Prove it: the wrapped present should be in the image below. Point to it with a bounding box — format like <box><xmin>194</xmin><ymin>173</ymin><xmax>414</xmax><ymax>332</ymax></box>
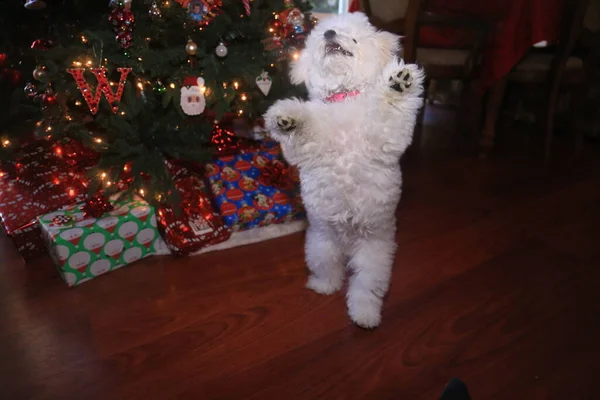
<box><xmin>0</xmin><ymin>140</ymin><xmax>95</xmax><ymax>261</ymax></box>
<box><xmin>204</xmin><ymin>149</ymin><xmax>305</xmax><ymax>231</ymax></box>
<box><xmin>37</xmin><ymin>195</ymin><xmax>163</xmax><ymax>287</ymax></box>
<box><xmin>156</xmin><ymin>175</ymin><xmax>230</xmax><ymax>256</ymax></box>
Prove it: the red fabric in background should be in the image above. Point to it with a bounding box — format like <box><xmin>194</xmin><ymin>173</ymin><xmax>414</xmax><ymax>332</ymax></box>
<box><xmin>348</xmin><ymin>0</ymin><xmax>566</xmax><ymax>90</ymax></box>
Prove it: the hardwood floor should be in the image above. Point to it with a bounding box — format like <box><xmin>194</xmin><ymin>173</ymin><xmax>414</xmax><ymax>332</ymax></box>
<box><xmin>1</xmin><ymin>109</ymin><xmax>599</xmax><ymax>400</ymax></box>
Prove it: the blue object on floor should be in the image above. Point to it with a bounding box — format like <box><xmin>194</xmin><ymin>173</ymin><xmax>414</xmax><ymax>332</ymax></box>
<box><xmin>440</xmin><ymin>378</ymin><xmax>472</xmax><ymax>400</ymax></box>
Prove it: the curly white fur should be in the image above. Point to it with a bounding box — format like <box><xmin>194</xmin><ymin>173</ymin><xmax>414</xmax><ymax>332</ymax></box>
<box><xmin>264</xmin><ymin>12</ymin><xmax>425</xmax><ymax>328</ymax></box>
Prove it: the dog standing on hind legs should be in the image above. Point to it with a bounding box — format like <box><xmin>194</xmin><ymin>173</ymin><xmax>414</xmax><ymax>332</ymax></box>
<box><xmin>264</xmin><ymin>12</ymin><xmax>425</xmax><ymax>328</ymax></box>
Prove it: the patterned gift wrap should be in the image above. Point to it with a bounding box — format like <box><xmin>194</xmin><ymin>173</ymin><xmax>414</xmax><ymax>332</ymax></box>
<box><xmin>204</xmin><ymin>148</ymin><xmax>305</xmax><ymax>232</ymax></box>
<box><xmin>38</xmin><ymin>196</ymin><xmax>165</xmax><ymax>287</ymax></box>
<box><xmin>0</xmin><ymin>140</ymin><xmax>94</xmax><ymax>262</ymax></box>
<box><xmin>156</xmin><ymin>175</ymin><xmax>230</xmax><ymax>256</ymax></box>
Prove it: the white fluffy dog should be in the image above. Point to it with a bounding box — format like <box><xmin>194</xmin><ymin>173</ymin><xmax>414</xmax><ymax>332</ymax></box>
<box><xmin>264</xmin><ymin>12</ymin><xmax>424</xmax><ymax>328</ymax></box>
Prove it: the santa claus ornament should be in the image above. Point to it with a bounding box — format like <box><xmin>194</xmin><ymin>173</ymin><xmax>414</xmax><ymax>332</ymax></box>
<box><xmin>180</xmin><ymin>76</ymin><xmax>206</xmax><ymax>116</ymax></box>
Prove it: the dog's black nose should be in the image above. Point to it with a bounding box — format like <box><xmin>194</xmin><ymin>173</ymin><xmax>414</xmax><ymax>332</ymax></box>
<box><xmin>324</xmin><ymin>30</ymin><xmax>336</xmax><ymax>40</ymax></box>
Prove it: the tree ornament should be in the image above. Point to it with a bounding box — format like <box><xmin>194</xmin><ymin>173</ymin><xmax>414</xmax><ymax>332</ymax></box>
<box><xmin>67</xmin><ymin>67</ymin><xmax>131</xmax><ymax>115</ymax></box>
<box><xmin>108</xmin><ymin>0</ymin><xmax>135</xmax><ymax>49</ymax></box>
<box><xmin>180</xmin><ymin>76</ymin><xmax>206</xmax><ymax>116</ymax></box>
<box><xmin>256</xmin><ymin>71</ymin><xmax>272</xmax><ymax>96</ymax></box>
<box><xmin>242</xmin><ymin>0</ymin><xmax>251</xmax><ymax>16</ymax></box>
<box><xmin>286</xmin><ymin>8</ymin><xmax>305</xmax><ymax>26</ymax></box>
<box><xmin>149</xmin><ymin>1</ymin><xmax>162</xmax><ymax>18</ymax></box>
<box><xmin>24</xmin><ymin>0</ymin><xmax>46</xmax><ymax>10</ymax></box>
<box><xmin>42</xmin><ymin>90</ymin><xmax>57</xmax><ymax>106</ymax></box>
<box><xmin>185</xmin><ymin>39</ymin><xmax>198</xmax><ymax>55</ymax></box>
<box><xmin>215</xmin><ymin>42</ymin><xmax>228</xmax><ymax>58</ymax></box>
<box><xmin>30</xmin><ymin>39</ymin><xmax>54</xmax><ymax>50</ymax></box>
<box><xmin>24</xmin><ymin>82</ymin><xmax>38</xmax><ymax>98</ymax></box>
<box><xmin>32</xmin><ymin>66</ymin><xmax>48</xmax><ymax>81</ymax></box>
<box><xmin>155</xmin><ymin>80</ymin><xmax>166</xmax><ymax>93</ymax></box>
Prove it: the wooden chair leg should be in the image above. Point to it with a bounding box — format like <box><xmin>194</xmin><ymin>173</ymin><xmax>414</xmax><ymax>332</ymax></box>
<box><xmin>545</xmin><ymin>84</ymin><xmax>561</xmax><ymax>161</ymax></box>
<box><xmin>479</xmin><ymin>76</ymin><xmax>508</xmax><ymax>158</ymax></box>
<box><xmin>428</xmin><ymin>79</ymin><xmax>437</xmax><ymax>105</ymax></box>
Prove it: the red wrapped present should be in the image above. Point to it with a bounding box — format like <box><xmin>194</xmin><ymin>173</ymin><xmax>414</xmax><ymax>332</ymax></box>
<box><xmin>156</xmin><ymin>174</ymin><xmax>230</xmax><ymax>256</ymax></box>
<box><xmin>0</xmin><ymin>140</ymin><xmax>97</xmax><ymax>262</ymax></box>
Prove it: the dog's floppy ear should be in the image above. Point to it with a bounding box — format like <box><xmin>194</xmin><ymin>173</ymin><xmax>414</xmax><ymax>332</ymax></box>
<box><xmin>290</xmin><ymin>49</ymin><xmax>310</xmax><ymax>85</ymax></box>
<box><xmin>376</xmin><ymin>30</ymin><xmax>401</xmax><ymax>60</ymax></box>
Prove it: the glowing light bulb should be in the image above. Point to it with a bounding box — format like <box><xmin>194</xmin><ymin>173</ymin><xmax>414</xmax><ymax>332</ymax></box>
<box><xmin>201</xmin><ymin>86</ymin><xmax>207</xmax><ymax>93</ymax></box>
<box><xmin>46</xmin><ymin>126</ymin><xmax>52</xmax><ymax>132</ymax></box>
<box><xmin>94</xmin><ymin>138</ymin><xmax>102</xmax><ymax>143</ymax></box>
<box><xmin>138</xmin><ymin>57</ymin><xmax>143</xmax><ymax>61</ymax></box>
<box><xmin>233</xmin><ymin>81</ymin><xmax>239</xmax><ymax>89</ymax></box>
<box><xmin>292</xmin><ymin>52</ymin><xmax>300</xmax><ymax>60</ymax></box>
<box><xmin>100</xmin><ymin>172</ymin><xmax>107</xmax><ymax>179</ymax></box>
<box><xmin>123</xmin><ymin>165</ymin><xmax>129</xmax><ymax>172</ymax></box>
<box><xmin>137</xmin><ymin>81</ymin><xmax>144</xmax><ymax>90</ymax></box>
<box><xmin>73</xmin><ymin>61</ymin><xmax>82</xmax><ymax>67</ymax></box>
<box><xmin>36</xmin><ymin>121</ymin><xmax>42</xmax><ymax>127</ymax></box>
<box><xmin>68</xmin><ymin>189</ymin><xmax>76</xmax><ymax>197</ymax></box>
<box><xmin>120</xmin><ymin>111</ymin><xmax>126</xmax><ymax>116</ymax></box>
<box><xmin>169</xmin><ymin>83</ymin><xmax>176</xmax><ymax>89</ymax></box>
<box><xmin>85</xmin><ymin>59</ymin><xmax>93</xmax><ymax>66</ymax></box>
<box><xmin>241</xmin><ymin>94</ymin><xmax>247</xmax><ymax>101</ymax></box>
<box><xmin>75</xmin><ymin>100</ymin><xmax>82</xmax><ymax>106</ymax></box>
<box><xmin>269</xmin><ymin>28</ymin><xmax>274</xmax><ymax>33</ymax></box>
<box><xmin>139</xmin><ymin>189</ymin><xmax>145</xmax><ymax>196</ymax></box>
<box><xmin>2</xmin><ymin>139</ymin><xmax>10</xmax><ymax>147</ymax></box>
<box><xmin>55</xmin><ymin>147</ymin><xmax>62</xmax><ymax>155</ymax></box>
<box><xmin>238</xmin><ymin>109</ymin><xmax>243</xmax><ymax>115</ymax></box>
<box><xmin>106</xmin><ymin>181</ymin><xmax>112</xmax><ymax>187</ymax></box>
<box><xmin>81</xmin><ymin>36</ymin><xmax>88</xmax><ymax>43</ymax></box>
<box><xmin>65</xmin><ymin>115</ymin><xmax>73</xmax><ymax>121</ymax></box>
<box><xmin>110</xmin><ymin>82</ymin><xmax>115</xmax><ymax>86</ymax></box>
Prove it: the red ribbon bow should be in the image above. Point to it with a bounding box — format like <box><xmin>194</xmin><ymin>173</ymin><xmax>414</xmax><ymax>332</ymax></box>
<box><xmin>260</xmin><ymin>160</ymin><xmax>296</xmax><ymax>192</ymax></box>
<box><xmin>82</xmin><ymin>194</ymin><xmax>113</xmax><ymax>218</ymax></box>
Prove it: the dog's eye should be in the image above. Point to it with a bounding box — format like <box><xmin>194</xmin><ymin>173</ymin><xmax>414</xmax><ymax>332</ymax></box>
<box><xmin>352</xmin><ymin>38</ymin><xmax>357</xmax><ymax>44</ymax></box>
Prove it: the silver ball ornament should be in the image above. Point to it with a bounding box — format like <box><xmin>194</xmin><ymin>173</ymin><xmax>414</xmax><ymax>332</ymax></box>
<box><xmin>24</xmin><ymin>0</ymin><xmax>46</xmax><ymax>10</ymax></box>
<box><xmin>24</xmin><ymin>82</ymin><xmax>38</xmax><ymax>98</ymax></box>
<box><xmin>32</xmin><ymin>66</ymin><xmax>47</xmax><ymax>81</ymax></box>
<box><xmin>215</xmin><ymin>42</ymin><xmax>228</xmax><ymax>58</ymax></box>
<box><xmin>186</xmin><ymin>39</ymin><xmax>198</xmax><ymax>55</ymax></box>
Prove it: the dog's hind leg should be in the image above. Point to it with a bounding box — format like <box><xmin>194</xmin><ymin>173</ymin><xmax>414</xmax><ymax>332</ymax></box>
<box><xmin>346</xmin><ymin>232</ymin><xmax>397</xmax><ymax>329</ymax></box>
<box><xmin>305</xmin><ymin>224</ymin><xmax>345</xmax><ymax>295</ymax></box>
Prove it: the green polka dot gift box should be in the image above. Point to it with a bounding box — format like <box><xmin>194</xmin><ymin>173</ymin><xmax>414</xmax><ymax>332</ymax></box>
<box><xmin>37</xmin><ymin>195</ymin><xmax>167</xmax><ymax>287</ymax></box>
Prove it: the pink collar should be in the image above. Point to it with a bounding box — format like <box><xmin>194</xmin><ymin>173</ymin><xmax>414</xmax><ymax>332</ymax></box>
<box><xmin>324</xmin><ymin>90</ymin><xmax>360</xmax><ymax>103</ymax></box>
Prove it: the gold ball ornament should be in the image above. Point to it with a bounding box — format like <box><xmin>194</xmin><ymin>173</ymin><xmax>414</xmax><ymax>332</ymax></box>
<box><xmin>32</xmin><ymin>66</ymin><xmax>48</xmax><ymax>81</ymax></box>
<box><xmin>185</xmin><ymin>39</ymin><xmax>198</xmax><ymax>55</ymax></box>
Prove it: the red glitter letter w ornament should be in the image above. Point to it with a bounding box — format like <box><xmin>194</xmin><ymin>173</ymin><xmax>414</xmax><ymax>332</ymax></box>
<box><xmin>67</xmin><ymin>67</ymin><xmax>131</xmax><ymax>115</ymax></box>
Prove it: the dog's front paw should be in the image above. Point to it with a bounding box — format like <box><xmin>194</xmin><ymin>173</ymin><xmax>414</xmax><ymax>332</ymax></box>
<box><xmin>383</xmin><ymin>60</ymin><xmax>425</xmax><ymax>99</ymax></box>
<box><xmin>389</xmin><ymin>68</ymin><xmax>413</xmax><ymax>93</ymax></box>
<box><xmin>276</xmin><ymin>115</ymin><xmax>297</xmax><ymax>132</ymax></box>
<box><xmin>264</xmin><ymin>99</ymin><xmax>305</xmax><ymax>140</ymax></box>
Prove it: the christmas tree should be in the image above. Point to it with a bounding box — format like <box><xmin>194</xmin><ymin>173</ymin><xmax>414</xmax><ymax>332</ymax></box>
<box><xmin>1</xmin><ymin>0</ymin><xmax>313</xmax><ymax>206</ymax></box>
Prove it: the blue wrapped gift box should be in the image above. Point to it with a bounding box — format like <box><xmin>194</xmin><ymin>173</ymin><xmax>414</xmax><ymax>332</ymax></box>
<box><xmin>204</xmin><ymin>148</ymin><xmax>305</xmax><ymax>231</ymax></box>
